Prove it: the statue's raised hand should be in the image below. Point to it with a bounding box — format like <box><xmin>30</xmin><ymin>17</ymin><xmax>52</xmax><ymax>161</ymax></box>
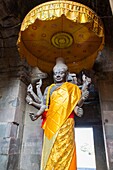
<box><xmin>82</xmin><ymin>89</ymin><xmax>89</xmax><ymax>100</ymax></box>
<box><xmin>36</xmin><ymin>79</ymin><xmax>42</xmax><ymax>89</ymax></box>
<box><xmin>36</xmin><ymin>79</ymin><xmax>43</xmax><ymax>100</ymax></box>
<box><xmin>82</xmin><ymin>74</ymin><xmax>91</xmax><ymax>91</ymax></box>
<box><xmin>27</xmin><ymin>84</ymin><xmax>33</xmax><ymax>93</ymax></box>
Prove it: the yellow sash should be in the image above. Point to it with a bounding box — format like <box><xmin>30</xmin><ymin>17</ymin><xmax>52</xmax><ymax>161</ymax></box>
<box><xmin>42</xmin><ymin>82</ymin><xmax>81</xmax><ymax>140</ymax></box>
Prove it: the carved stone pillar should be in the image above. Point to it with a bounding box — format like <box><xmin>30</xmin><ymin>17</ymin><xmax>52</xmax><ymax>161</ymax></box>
<box><xmin>0</xmin><ymin>60</ymin><xmax>28</xmax><ymax>170</ymax></box>
<box><xmin>98</xmin><ymin>72</ymin><xmax>113</xmax><ymax>170</ymax></box>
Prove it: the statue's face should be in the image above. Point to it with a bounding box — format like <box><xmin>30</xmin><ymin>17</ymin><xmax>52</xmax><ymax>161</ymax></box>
<box><xmin>53</xmin><ymin>68</ymin><xmax>67</xmax><ymax>83</ymax></box>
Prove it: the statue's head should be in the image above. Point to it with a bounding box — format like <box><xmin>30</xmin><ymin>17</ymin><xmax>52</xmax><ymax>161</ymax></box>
<box><xmin>53</xmin><ymin>58</ymin><xmax>68</xmax><ymax>83</ymax></box>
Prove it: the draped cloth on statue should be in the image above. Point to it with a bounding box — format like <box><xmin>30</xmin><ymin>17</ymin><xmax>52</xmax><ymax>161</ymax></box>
<box><xmin>41</xmin><ymin>118</ymin><xmax>76</xmax><ymax>170</ymax></box>
<box><xmin>42</xmin><ymin>82</ymin><xmax>81</xmax><ymax>140</ymax></box>
<box><xmin>41</xmin><ymin>82</ymin><xmax>81</xmax><ymax>170</ymax></box>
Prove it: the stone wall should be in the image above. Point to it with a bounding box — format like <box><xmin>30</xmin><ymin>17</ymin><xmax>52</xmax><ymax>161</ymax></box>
<box><xmin>0</xmin><ymin>0</ymin><xmax>113</xmax><ymax>170</ymax></box>
<box><xmin>98</xmin><ymin>73</ymin><xmax>113</xmax><ymax>170</ymax></box>
<box><xmin>20</xmin><ymin>104</ymin><xmax>43</xmax><ymax>170</ymax></box>
<box><xmin>0</xmin><ymin>45</ymin><xmax>45</xmax><ymax>170</ymax></box>
<box><xmin>0</xmin><ymin>76</ymin><xmax>26</xmax><ymax>170</ymax></box>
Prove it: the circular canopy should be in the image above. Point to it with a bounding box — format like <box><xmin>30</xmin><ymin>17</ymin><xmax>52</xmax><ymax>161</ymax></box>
<box><xmin>17</xmin><ymin>0</ymin><xmax>104</xmax><ymax>73</ymax></box>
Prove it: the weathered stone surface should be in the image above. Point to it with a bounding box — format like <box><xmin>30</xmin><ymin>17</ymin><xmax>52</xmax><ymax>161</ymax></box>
<box><xmin>104</xmin><ymin>111</ymin><xmax>113</xmax><ymax>125</ymax></box>
<box><xmin>0</xmin><ymin>136</ymin><xmax>21</xmax><ymax>170</ymax></box>
<box><xmin>21</xmin><ymin>124</ymin><xmax>43</xmax><ymax>154</ymax></box>
<box><xmin>0</xmin><ymin>138</ymin><xmax>10</xmax><ymax>155</ymax></box>
<box><xmin>0</xmin><ymin>71</ymin><xmax>27</xmax><ymax>170</ymax></box>
<box><xmin>1</xmin><ymin>16</ymin><xmax>20</xmax><ymax>28</ymax></box>
<box><xmin>94</xmin><ymin>48</ymin><xmax>113</xmax><ymax>73</ymax></box>
<box><xmin>14</xmin><ymin>81</ymin><xmax>27</xmax><ymax>123</ymax></box>
<box><xmin>1</xmin><ymin>47</ymin><xmax>19</xmax><ymax>58</ymax></box>
<box><xmin>98</xmin><ymin>80</ymin><xmax>113</xmax><ymax>102</ymax></box>
<box><xmin>22</xmin><ymin>109</ymin><xmax>43</xmax><ymax>154</ymax></box>
<box><xmin>93</xmin><ymin>125</ymin><xmax>108</xmax><ymax>170</ymax></box>
<box><xmin>0</xmin><ymin>155</ymin><xmax>9</xmax><ymax>170</ymax></box>
<box><xmin>101</xmin><ymin>101</ymin><xmax>113</xmax><ymax>111</ymax></box>
<box><xmin>20</xmin><ymin>154</ymin><xmax>41</xmax><ymax>170</ymax></box>
<box><xmin>0</xmin><ymin>79</ymin><xmax>20</xmax><ymax>122</ymax></box>
<box><xmin>0</xmin><ymin>38</ymin><xmax>3</xmax><ymax>47</ymax></box>
<box><xmin>0</xmin><ymin>1</ymin><xmax>9</xmax><ymax>19</ymax></box>
<box><xmin>0</xmin><ymin>0</ymin><xmax>19</xmax><ymax>18</ymax></box>
<box><xmin>106</xmin><ymin>138</ymin><xmax>113</xmax><ymax>170</ymax></box>
<box><xmin>3</xmin><ymin>36</ymin><xmax>18</xmax><ymax>48</ymax></box>
<box><xmin>7</xmin><ymin>154</ymin><xmax>20</xmax><ymax>170</ymax></box>
<box><xmin>10</xmin><ymin>123</ymin><xmax>19</xmax><ymax>138</ymax></box>
<box><xmin>98</xmin><ymin>79</ymin><xmax>113</xmax><ymax>170</ymax></box>
<box><xmin>20</xmin><ymin>102</ymin><xmax>43</xmax><ymax>169</ymax></box>
<box><xmin>105</xmin><ymin>124</ymin><xmax>113</xmax><ymax>139</ymax></box>
<box><xmin>9</xmin><ymin>138</ymin><xmax>20</xmax><ymax>155</ymax></box>
<box><xmin>0</xmin><ymin>137</ymin><xmax>20</xmax><ymax>154</ymax></box>
<box><xmin>0</xmin><ymin>122</ymin><xmax>12</xmax><ymax>138</ymax></box>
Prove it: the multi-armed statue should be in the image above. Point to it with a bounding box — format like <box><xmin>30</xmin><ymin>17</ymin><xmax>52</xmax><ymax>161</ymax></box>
<box><xmin>26</xmin><ymin>57</ymin><xmax>91</xmax><ymax>170</ymax></box>
<box><xmin>26</xmin><ymin>58</ymin><xmax>91</xmax><ymax>121</ymax></box>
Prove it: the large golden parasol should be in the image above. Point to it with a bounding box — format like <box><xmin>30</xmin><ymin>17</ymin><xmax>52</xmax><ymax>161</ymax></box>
<box><xmin>17</xmin><ymin>0</ymin><xmax>104</xmax><ymax>73</ymax></box>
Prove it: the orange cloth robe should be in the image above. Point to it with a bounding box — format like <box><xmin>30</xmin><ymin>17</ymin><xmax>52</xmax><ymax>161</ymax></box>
<box><xmin>41</xmin><ymin>82</ymin><xmax>81</xmax><ymax>170</ymax></box>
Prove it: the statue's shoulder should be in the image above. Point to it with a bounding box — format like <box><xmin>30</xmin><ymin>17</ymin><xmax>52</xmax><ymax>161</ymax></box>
<box><xmin>44</xmin><ymin>83</ymin><xmax>56</xmax><ymax>95</ymax></box>
<box><xmin>65</xmin><ymin>81</ymin><xmax>78</xmax><ymax>87</ymax></box>
<box><xmin>64</xmin><ymin>82</ymin><xmax>81</xmax><ymax>91</ymax></box>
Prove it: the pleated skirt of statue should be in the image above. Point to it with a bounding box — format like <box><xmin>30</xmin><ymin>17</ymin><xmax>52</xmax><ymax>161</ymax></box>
<box><xmin>41</xmin><ymin>118</ymin><xmax>77</xmax><ymax>170</ymax></box>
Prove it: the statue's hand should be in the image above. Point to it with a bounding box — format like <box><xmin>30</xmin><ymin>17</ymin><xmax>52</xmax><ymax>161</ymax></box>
<box><xmin>29</xmin><ymin>113</ymin><xmax>40</xmax><ymax>121</ymax></box>
<box><xmin>82</xmin><ymin>89</ymin><xmax>89</xmax><ymax>100</ymax></box>
<box><xmin>76</xmin><ymin>107</ymin><xmax>83</xmax><ymax>117</ymax></box>
<box><xmin>82</xmin><ymin>74</ymin><xmax>91</xmax><ymax>92</ymax></box>
<box><xmin>82</xmin><ymin>74</ymin><xmax>91</xmax><ymax>84</ymax></box>
<box><xmin>86</xmin><ymin>77</ymin><xmax>91</xmax><ymax>84</ymax></box>
<box><xmin>27</xmin><ymin>84</ymin><xmax>33</xmax><ymax>93</ymax></box>
<box><xmin>36</xmin><ymin>79</ymin><xmax>42</xmax><ymax>89</ymax></box>
<box><xmin>26</xmin><ymin>95</ymin><xmax>33</xmax><ymax>104</ymax></box>
<box><xmin>74</xmin><ymin>106</ymin><xmax>83</xmax><ymax>117</ymax></box>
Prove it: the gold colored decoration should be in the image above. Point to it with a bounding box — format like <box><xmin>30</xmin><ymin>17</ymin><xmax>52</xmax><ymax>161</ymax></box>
<box><xmin>44</xmin><ymin>119</ymin><xmax>75</xmax><ymax>170</ymax></box>
<box><xmin>17</xmin><ymin>0</ymin><xmax>105</xmax><ymax>73</ymax></box>
<box><xmin>51</xmin><ymin>32</ymin><xmax>73</xmax><ymax>48</ymax></box>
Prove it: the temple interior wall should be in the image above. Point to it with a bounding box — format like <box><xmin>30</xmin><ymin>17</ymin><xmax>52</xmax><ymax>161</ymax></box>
<box><xmin>0</xmin><ymin>0</ymin><xmax>113</xmax><ymax>169</ymax></box>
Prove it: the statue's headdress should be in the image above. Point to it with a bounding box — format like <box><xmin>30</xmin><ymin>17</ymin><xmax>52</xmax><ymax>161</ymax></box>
<box><xmin>53</xmin><ymin>57</ymin><xmax>68</xmax><ymax>72</ymax></box>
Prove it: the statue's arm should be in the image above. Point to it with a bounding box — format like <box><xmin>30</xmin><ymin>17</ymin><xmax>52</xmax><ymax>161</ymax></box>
<box><xmin>26</xmin><ymin>94</ymin><xmax>42</xmax><ymax>108</ymax></box>
<box><xmin>29</xmin><ymin>104</ymin><xmax>46</xmax><ymax>121</ymax></box>
<box><xmin>27</xmin><ymin>84</ymin><xmax>41</xmax><ymax>103</ymax></box>
<box><xmin>36</xmin><ymin>79</ymin><xmax>43</xmax><ymax>102</ymax></box>
<box><xmin>77</xmin><ymin>75</ymin><xmax>91</xmax><ymax>107</ymax></box>
<box><xmin>73</xmin><ymin>81</ymin><xmax>89</xmax><ymax>117</ymax></box>
<box><xmin>77</xmin><ymin>89</ymin><xmax>89</xmax><ymax>107</ymax></box>
<box><xmin>43</xmin><ymin>86</ymin><xmax>49</xmax><ymax>106</ymax></box>
<box><xmin>29</xmin><ymin>87</ymin><xmax>48</xmax><ymax>121</ymax></box>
